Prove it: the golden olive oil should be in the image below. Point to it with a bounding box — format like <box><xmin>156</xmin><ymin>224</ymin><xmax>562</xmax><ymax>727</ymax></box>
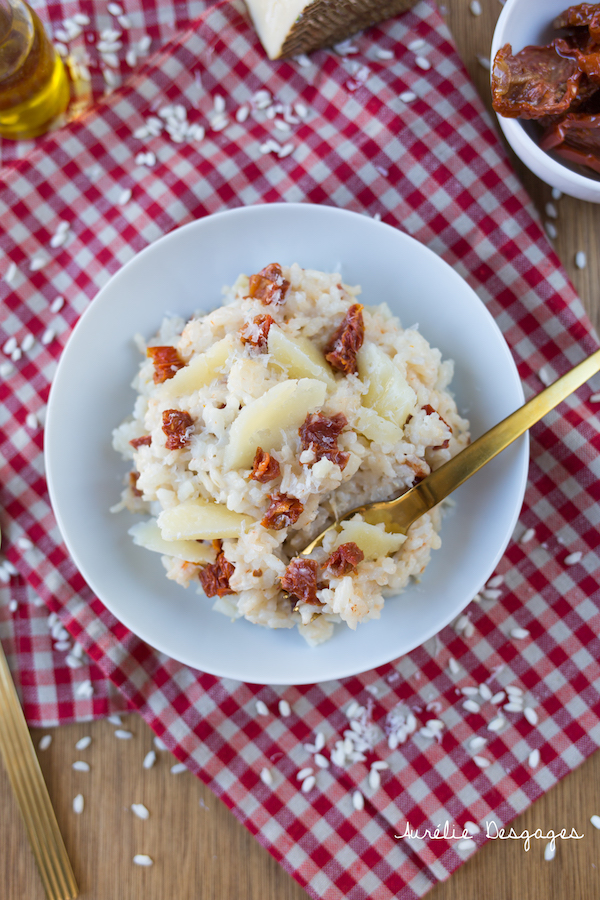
<box><xmin>0</xmin><ymin>0</ymin><xmax>70</xmax><ymax>139</ymax></box>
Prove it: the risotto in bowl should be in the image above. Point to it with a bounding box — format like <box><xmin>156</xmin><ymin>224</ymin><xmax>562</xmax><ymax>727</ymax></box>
<box><xmin>112</xmin><ymin>263</ymin><xmax>470</xmax><ymax>646</ymax></box>
<box><xmin>45</xmin><ymin>204</ymin><xmax>527</xmax><ymax>683</ymax></box>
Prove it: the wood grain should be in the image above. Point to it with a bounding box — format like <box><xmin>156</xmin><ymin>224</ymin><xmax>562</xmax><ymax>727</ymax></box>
<box><xmin>3</xmin><ymin>2</ymin><xmax>600</xmax><ymax>898</ymax></box>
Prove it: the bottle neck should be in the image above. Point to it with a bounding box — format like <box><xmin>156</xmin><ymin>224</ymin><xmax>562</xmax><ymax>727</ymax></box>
<box><xmin>0</xmin><ymin>0</ymin><xmax>35</xmax><ymax>81</ymax></box>
<box><xmin>0</xmin><ymin>0</ymin><xmax>14</xmax><ymax>44</ymax></box>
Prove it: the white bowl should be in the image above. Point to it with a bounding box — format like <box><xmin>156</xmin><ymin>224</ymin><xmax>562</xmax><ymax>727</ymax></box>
<box><xmin>491</xmin><ymin>0</ymin><xmax>600</xmax><ymax>202</ymax></box>
<box><xmin>45</xmin><ymin>203</ymin><xmax>528</xmax><ymax>685</ymax></box>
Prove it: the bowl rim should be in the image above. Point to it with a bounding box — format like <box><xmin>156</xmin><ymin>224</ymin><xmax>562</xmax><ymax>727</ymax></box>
<box><xmin>45</xmin><ymin>203</ymin><xmax>529</xmax><ymax>684</ymax></box>
<box><xmin>490</xmin><ymin>0</ymin><xmax>600</xmax><ymax>197</ymax></box>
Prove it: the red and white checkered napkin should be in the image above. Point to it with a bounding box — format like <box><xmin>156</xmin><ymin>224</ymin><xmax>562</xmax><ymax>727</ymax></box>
<box><xmin>2</xmin><ymin>1</ymin><xmax>600</xmax><ymax>897</ymax></box>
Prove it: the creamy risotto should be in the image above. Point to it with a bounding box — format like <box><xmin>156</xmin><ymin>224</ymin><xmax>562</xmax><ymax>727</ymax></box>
<box><xmin>112</xmin><ymin>263</ymin><xmax>470</xmax><ymax>645</ymax></box>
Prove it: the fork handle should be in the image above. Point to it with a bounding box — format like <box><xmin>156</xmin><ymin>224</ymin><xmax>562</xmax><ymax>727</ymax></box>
<box><xmin>0</xmin><ymin>640</ymin><xmax>78</xmax><ymax>900</ymax></box>
<box><xmin>368</xmin><ymin>347</ymin><xmax>600</xmax><ymax>531</ymax></box>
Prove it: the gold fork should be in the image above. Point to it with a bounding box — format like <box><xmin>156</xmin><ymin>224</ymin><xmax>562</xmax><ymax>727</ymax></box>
<box><xmin>0</xmin><ymin>530</ymin><xmax>78</xmax><ymax>899</ymax></box>
<box><xmin>300</xmin><ymin>348</ymin><xmax>600</xmax><ymax>556</ymax></box>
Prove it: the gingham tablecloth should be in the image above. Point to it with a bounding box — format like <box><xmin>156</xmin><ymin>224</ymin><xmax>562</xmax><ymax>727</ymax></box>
<box><xmin>2</xmin><ymin>1</ymin><xmax>600</xmax><ymax>898</ymax></box>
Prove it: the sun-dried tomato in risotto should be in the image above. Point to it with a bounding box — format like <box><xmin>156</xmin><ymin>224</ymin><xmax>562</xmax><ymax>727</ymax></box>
<box><xmin>112</xmin><ymin>263</ymin><xmax>470</xmax><ymax>646</ymax></box>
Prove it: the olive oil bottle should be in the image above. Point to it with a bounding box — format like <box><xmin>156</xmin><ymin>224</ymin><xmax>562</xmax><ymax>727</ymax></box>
<box><xmin>0</xmin><ymin>0</ymin><xmax>69</xmax><ymax>139</ymax></box>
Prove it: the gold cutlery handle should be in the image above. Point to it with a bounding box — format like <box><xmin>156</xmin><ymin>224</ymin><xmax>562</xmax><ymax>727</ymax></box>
<box><xmin>380</xmin><ymin>347</ymin><xmax>600</xmax><ymax>530</ymax></box>
<box><xmin>0</xmin><ymin>641</ymin><xmax>78</xmax><ymax>900</ymax></box>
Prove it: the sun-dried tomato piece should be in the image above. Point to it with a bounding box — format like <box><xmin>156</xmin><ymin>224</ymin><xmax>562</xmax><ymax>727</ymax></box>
<box><xmin>422</xmin><ymin>404</ymin><xmax>452</xmax><ymax>450</ymax></box>
<box><xmin>553</xmin><ymin>34</ymin><xmax>600</xmax><ymax>84</ymax></box>
<box><xmin>199</xmin><ymin>544</ymin><xmax>236</xmax><ymax>597</ymax></box>
<box><xmin>491</xmin><ymin>43</ymin><xmax>582</xmax><ymax>118</ymax></box>
<box><xmin>281</xmin><ymin>558</ymin><xmax>320</xmax><ymax>604</ymax></box>
<box><xmin>129</xmin><ymin>434</ymin><xmax>152</xmax><ymax>449</ymax></box>
<box><xmin>240</xmin><ymin>314</ymin><xmax>275</xmax><ymax>350</ymax></box>
<box><xmin>540</xmin><ymin>109</ymin><xmax>600</xmax><ymax>172</ymax></box>
<box><xmin>249</xmin><ymin>447</ymin><xmax>281</xmax><ymax>483</ymax></box>
<box><xmin>406</xmin><ymin>456</ymin><xmax>430</xmax><ymax>485</ymax></box>
<box><xmin>324</xmin><ymin>303</ymin><xmax>364</xmax><ymax>375</ymax></box>
<box><xmin>162</xmin><ymin>409</ymin><xmax>194</xmax><ymax>450</ymax></box>
<box><xmin>261</xmin><ymin>493</ymin><xmax>304</xmax><ymax>530</ymax></box>
<box><xmin>128</xmin><ymin>471</ymin><xmax>143</xmax><ymax>496</ymax></box>
<box><xmin>247</xmin><ymin>263</ymin><xmax>290</xmax><ymax>305</ymax></box>
<box><xmin>299</xmin><ymin>411</ymin><xmax>350</xmax><ymax>469</ymax></box>
<box><xmin>147</xmin><ymin>345</ymin><xmax>185</xmax><ymax>383</ymax></box>
<box><xmin>324</xmin><ymin>542</ymin><xmax>365</xmax><ymax>577</ymax></box>
<box><xmin>555</xmin><ymin>3</ymin><xmax>600</xmax><ymax>41</ymax></box>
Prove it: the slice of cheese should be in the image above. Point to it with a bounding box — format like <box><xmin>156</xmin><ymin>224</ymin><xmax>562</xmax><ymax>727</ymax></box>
<box><xmin>244</xmin><ymin>0</ymin><xmax>418</xmax><ymax>60</ymax></box>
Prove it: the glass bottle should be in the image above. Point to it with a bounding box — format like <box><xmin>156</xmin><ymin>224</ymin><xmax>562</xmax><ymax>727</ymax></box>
<box><xmin>0</xmin><ymin>0</ymin><xmax>70</xmax><ymax>139</ymax></box>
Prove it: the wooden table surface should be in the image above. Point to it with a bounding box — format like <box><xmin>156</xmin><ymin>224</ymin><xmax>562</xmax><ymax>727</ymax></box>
<box><xmin>2</xmin><ymin>2</ymin><xmax>600</xmax><ymax>899</ymax></box>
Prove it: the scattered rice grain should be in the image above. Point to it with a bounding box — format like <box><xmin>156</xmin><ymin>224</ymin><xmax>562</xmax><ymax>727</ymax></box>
<box><xmin>72</xmin><ymin>760</ymin><xmax>90</xmax><ymax>772</ymax></box>
<box><xmin>528</xmin><ymin>748</ymin><xmax>540</xmax><ymax>768</ymax></box>
<box><xmin>544</xmin><ymin>841</ymin><xmax>555</xmax><ymax>861</ymax></box>
<box><xmin>3</xmin><ymin>336</ymin><xmax>17</xmax><ymax>355</ymax></box>
<box><xmin>107</xmin><ymin>714</ymin><xmax>122</xmax><ymax>726</ymax></box>
<box><xmin>491</xmin><ymin>691</ymin><xmax>506</xmax><ymax>705</ymax></box>
<box><xmin>368</xmin><ymin>768</ymin><xmax>381</xmax><ymax>790</ymax></box>
<box><xmin>5</xmin><ymin>261</ymin><xmax>17</xmax><ymax>284</ymax></box>
<box><xmin>470</xmin><ymin>0</ymin><xmax>482</xmax><ymax>14</ymax></box>
<box><xmin>171</xmin><ymin>762</ymin><xmax>187</xmax><ymax>774</ymax></box>
<box><xmin>399</xmin><ymin>91</ymin><xmax>417</xmax><ymax>103</ymax></box>
<box><xmin>115</xmin><ymin>729</ymin><xmax>133</xmax><ymax>740</ymax></box>
<box><xmin>117</xmin><ymin>187</ymin><xmax>132</xmax><ymax>206</ymax></box>
<box><xmin>510</xmin><ymin>627</ymin><xmax>530</xmax><ymax>640</ymax></box>
<box><xmin>564</xmin><ymin>551</ymin><xmax>582</xmax><ymax>566</ymax></box>
<box><xmin>278</xmin><ymin>699</ymin><xmax>291</xmax><ymax>717</ymax></box>
<box><xmin>314</xmin><ymin>753</ymin><xmax>329</xmax><ymax>769</ymax></box>
<box><xmin>520</xmin><ymin>527</ymin><xmax>535</xmax><ymax>544</ymax></box>
<box><xmin>296</xmin><ymin>767</ymin><xmax>313</xmax><ymax>781</ymax></box>
<box><xmin>473</xmin><ymin>755</ymin><xmax>490</xmax><ymax>768</ymax></box>
<box><xmin>575</xmin><ymin>251</ymin><xmax>587</xmax><ymax>269</ymax></box>
<box><xmin>352</xmin><ymin>790</ymin><xmax>364</xmax><ymax>810</ymax></box>
<box><xmin>371</xmin><ymin>761</ymin><xmax>389</xmax><ymax>771</ymax></box>
<box><xmin>41</xmin><ymin>327</ymin><xmax>55</xmax><ymax>345</ymax></box>
<box><xmin>408</xmin><ymin>39</ymin><xmax>425</xmax><ymax>51</ymax></box>
<box><xmin>487</xmin><ymin>716</ymin><xmax>506</xmax><ymax>733</ymax></box>
<box><xmin>255</xmin><ymin>700</ymin><xmax>269</xmax><ymax>716</ymax></box>
<box><xmin>376</xmin><ymin>48</ymin><xmax>394</xmax><ymax>60</ymax></box>
<box><xmin>50</xmin><ymin>295</ymin><xmax>65</xmax><ymax>313</ymax></box>
<box><xmin>448</xmin><ymin>657</ymin><xmax>460</xmax><ymax>675</ymax></box>
<box><xmin>524</xmin><ymin>707</ymin><xmax>538</xmax><ymax>726</ymax></box>
<box><xmin>73</xmin><ymin>794</ymin><xmax>84</xmax><ymax>814</ymax></box>
<box><xmin>470</xmin><ymin>736</ymin><xmax>486</xmax><ymax>751</ymax></box>
<box><xmin>132</xmin><ymin>803</ymin><xmax>149</xmax><ymax>819</ymax></box>
<box><xmin>487</xmin><ymin>575</ymin><xmax>504</xmax><ymax>589</ymax></box>
<box><xmin>75</xmin><ymin>736</ymin><xmax>92</xmax><ymax>750</ymax></box>
<box><xmin>464</xmin><ymin>821</ymin><xmax>480</xmax><ymax>835</ymax></box>
<box><xmin>504</xmin><ymin>701</ymin><xmax>524</xmax><ymax>713</ymax></box>
<box><xmin>545</xmin><ymin>221</ymin><xmax>557</xmax><ymax>240</ymax></box>
<box><xmin>133</xmin><ymin>854</ymin><xmax>153</xmax><ymax>866</ymax></box>
<box><xmin>462</xmin><ymin>699</ymin><xmax>480</xmax><ymax>713</ymax></box>
<box><xmin>545</xmin><ymin>202</ymin><xmax>558</xmax><ymax>219</ymax></box>
<box><xmin>39</xmin><ymin>735</ymin><xmax>52</xmax><ymax>750</ymax></box>
<box><xmin>458</xmin><ymin>838</ymin><xmax>477</xmax><ymax>851</ymax></box>
<box><xmin>415</xmin><ymin>56</ymin><xmax>431</xmax><ymax>70</ymax></box>
<box><xmin>17</xmin><ymin>537</ymin><xmax>33</xmax><ymax>550</ymax></box>
<box><xmin>301</xmin><ymin>775</ymin><xmax>316</xmax><ymax>793</ymax></box>
<box><xmin>552</xmin><ymin>187</ymin><xmax>562</xmax><ymax>200</ymax></box>
<box><xmin>143</xmin><ymin>750</ymin><xmax>156</xmax><ymax>769</ymax></box>
<box><xmin>590</xmin><ymin>815</ymin><xmax>600</xmax><ymax>830</ymax></box>
<box><xmin>25</xmin><ymin>413</ymin><xmax>38</xmax><ymax>429</ymax></box>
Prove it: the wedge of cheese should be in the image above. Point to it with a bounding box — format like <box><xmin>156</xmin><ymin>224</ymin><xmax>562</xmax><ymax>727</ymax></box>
<box><xmin>244</xmin><ymin>0</ymin><xmax>418</xmax><ymax>60</ymax></box>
